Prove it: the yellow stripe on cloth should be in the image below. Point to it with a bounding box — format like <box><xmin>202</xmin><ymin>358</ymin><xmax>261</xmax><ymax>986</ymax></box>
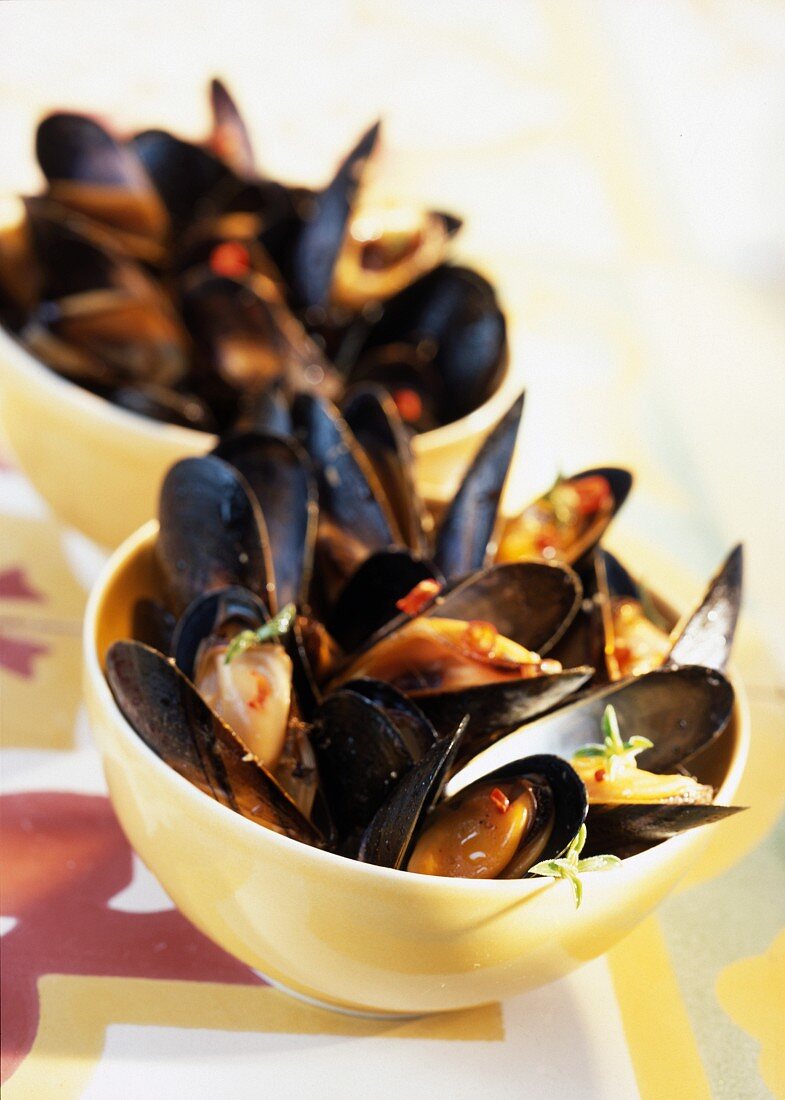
<box><xmin>4</xmin><ymin>975</ymin><xmax>504</xmax><ymax>1100</ymax></box>
<box><xmin>608</xmin><ymin>915</ymin><xmax>711</xmax><ymax>1100</ymax></box>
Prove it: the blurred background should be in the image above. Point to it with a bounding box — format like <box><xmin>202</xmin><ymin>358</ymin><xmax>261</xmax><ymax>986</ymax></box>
<box><xmin>1</xmin><ymin>0</ymin><xmax>782</xmax><ymax>675</ymax></box>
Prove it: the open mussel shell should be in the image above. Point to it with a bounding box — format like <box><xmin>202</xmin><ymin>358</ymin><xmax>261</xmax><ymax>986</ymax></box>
<box><xmin>458</xmin><ymin>666</ymin><xmax>735</xmax><ymax>788</ymax></box>
<box><xmin>157</xmin><ymin>455</ymin><xmax>274</xmax><ymax>616</ymax></box>
<box><xmin>171</xmin><ymin>584</ymin><xmax>269</xmax><ymax>680</ymax></box>
<box><xmin>292</xmin><ymin>392</ymin><xmax>401</xmax><ymax>603</ymax></box>
<box><xmin>311</xmin><ymin>686</ymin><xmax>435</xmax><ymax>838</ymax></box>
<box><xmin>325</xmin><ymin>549</ymin><xmax>442</xmax><ymax>651</ymax></box>
<box><xmin>565</xmin><ymin>467</ymin><xmax>633</xmax><ymax>577</ymax></box>
<box><xmin>352</xmin><ymin>263</ymin><xmax>507</xmax><ymax>425</ymax></box>
<box><xmin>439</xmin><ymin>754</ymin><xmax>588</xmax><ymax>877</ymax></box>
<box><xmin>213</xmin><ymin>432</ymin><xmax>317</xmax><ymax>608</ymax></box>
<box><xmin>434</xmin><ymin>391</ymin><xmax>524</xmax><ymax>581</ymax></box>
<box><xmin>288</xmin><ymin>120</ymin><xmax>380</xmax><ymax>309</ymax></box>
<box><xmin>105</xmin><ymin>640</ymin><xmax>321</xmax><ymax>845</ymax></box>
<box><xmin>357</xmin><ymin>719</ymin><xmax>467</xmax><ymax>870</ymax></box>
<box><xmin>417</xmin><ymin>667</ymin><xmax>594</xmax><ymax>763</ymax></box>
<box><xmin>583</xmin><ymin>803</ymin><xmax>744</xmax><ymax>860</ymax></box>
<box><xmin>342</xmin><ymin>385</ymin><xmax>430</xmax><ymax>555</ymax></box>
<box><xmin>425</xmin><ymin>560</ymin><xmax>582</xmax><ymax>654</ymax></box>
<box><xmin>36</xmin><ymin>112</ymin><xmax>168</xmax><ymax>244</ymax></box>
<box><xmin>335</xmin><ymin>559</ymin><xmax>584</xmax><ymax>680</ymax></box>
<box><xmin>667</xmin><ymin>544</ymin><xmax>743</xmax><ymax>673</ymax></box>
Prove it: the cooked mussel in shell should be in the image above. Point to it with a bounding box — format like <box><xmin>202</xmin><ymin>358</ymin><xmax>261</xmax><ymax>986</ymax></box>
<box><xmin>2</xmin><ymin>82</ymin><xmax>506</xmax><ymax>434</ymax></box>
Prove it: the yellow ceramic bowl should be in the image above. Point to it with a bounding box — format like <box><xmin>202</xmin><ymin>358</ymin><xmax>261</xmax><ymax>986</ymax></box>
<box><xmin>83</xmin><ymin>522</ymin><xmax>749</xmax><ymax>1016</ymax></box>
<box><xmin>0</xmin><ymin>324</ymin><xmax>519</xmax><ymax>547</ymax></box>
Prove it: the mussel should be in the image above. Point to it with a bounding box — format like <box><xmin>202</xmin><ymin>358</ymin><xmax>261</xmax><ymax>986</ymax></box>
<box><xmin>360</xmin><ymin>746</ymin><xmax>587</xmax><ymax>878</ymax></box>
<box><xmin>106</xmin><ymin>639</ymin><xmax>321</xmax><ymax>845</ymax></box>
<box><xmin>3</xmin><ymin>83</ymin><xmax>507</xmax><ymax>435</ymax></box>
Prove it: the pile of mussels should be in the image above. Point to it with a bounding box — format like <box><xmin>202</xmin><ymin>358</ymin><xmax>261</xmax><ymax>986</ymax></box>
<box><xmin>0</xmin><ymin>79</ymin><xmax>505</xmax><ymax>435</ymax></box>
<box><xmin>105</xmin><ymin>388</ymin><xmax>744</xmax><ymax>883</ymax></box>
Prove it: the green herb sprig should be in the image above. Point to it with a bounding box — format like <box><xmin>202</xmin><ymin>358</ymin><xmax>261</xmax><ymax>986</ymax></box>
<box><xmin>572</xmin><ymin>704</ymin><xmax>653</xmax><ymax>780</ymax></box>
<box><xmin>224</xmin><ymin>602</ymin><xmax>296</xmax><ymax>664</ymax></box>
<box><xmin>529</xmin><ymin>824</ymin><xmax>621</xmax><ymax>908</ymax></box>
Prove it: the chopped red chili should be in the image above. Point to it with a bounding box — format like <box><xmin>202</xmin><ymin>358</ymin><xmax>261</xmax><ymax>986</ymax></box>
<box><xmin>594</xmin><ymin>768</ymin><xmax>606</xmax><ymax>783</ymax></box>
<box><xmin>395</xmin><ymin>578</ymin><xmax>442</xmax><ymax>616</ymax></box>
<box><xmin>248</xmin><ymin>673</ymin><xmax>271</xmax><ymax>711</ymax></box>
<box><xmin>392</xmin><ymin>388</ymin><xmax>423</xmax><ymax>424</ymax></box>
<box><xmin>210</xmin><ymin>241</ymin><xmax>251</xmax><ymax>279</ymax></box>
<box><xmin>490</xmin><ymin>787</ymin><xmax>510</xmax><ymax>814</ymax></box>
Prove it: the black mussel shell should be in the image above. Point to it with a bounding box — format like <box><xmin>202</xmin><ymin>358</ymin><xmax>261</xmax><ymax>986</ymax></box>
<box><xmin>171</xmin><ymin>584</ymin><xmax>269</xmax><ymax>680</ymax></box>
<box><xmin>418</xmin><ymin>667</ymin><xmax>594</xmax><ymax>763</ymax></box>
<box><xmin>667</xmin><ymin>545</ymin><xmax>743</xmax><ymax>673</ymax></box>
<box><xmin>208</xmin><ymin>78</ymin><xmax>256</xmax><ymax>178</ymax></box>
<box><xmin>234</xmin><ymin>381</ymin><xmax>293</xmax><ymax>437</ymax></box>
<box><xmin>570</xmin><ymin>467</ymin><xmax>633</xmax><ymax>575</ymax></box>
<box><xmin>434</xmin><ymin>391</ymin><xmax>524</xmax><ymax>581</ymax></box>
<box><xmin>286</xmin><ymin>615</ymin><xmax>323</xmax><ymax>722</ymax></box>
<box><xmin>311</xmin><ymin>688</ymin><xmax>426</xmax><ymax>836</ymax></box>
<box><xmin>288</xmin><ymin>120</ymin><xmax>380</xmax><ymax>309</ymax></box>
<box><xmin>476</xmin><ymin>665</ymin><xmax>735</xmax><ymax>776</ymax></box>
<box><xmin>425</xmin><ymin>560</ymin><xmax>582</xmax><ymax>654</ymax></box>
<box><xmin>340</xmin><ymin>677</ymin><xmax>436</xmax><ymax>761</ymax></box>
<box><xmin>442</xmin><ymin>753</ymin><xmax>589</xmax><ymax>876</ymax></box>
<box><xmin>583</xmin><ymin>802</ymin><xmax>744</xmax><ymax>859</ymax></box>
<box><xmin>357</xmin><ymin>719</ymin><xmax>467</xmax><ymax>870</ymax></box>
<box><xmin>354</xmin><ymin>264</ymin><xmax>507</xmax><ymax>425</ymax></box>
<box><xmin>600</xmin><ymin>549</ymin><xmax>643</xmax><ymax>603</ymax></box>
<box><xmin>132</xmin><ymin>129</ymin><xmax>240</xmax><ymax>233</ymax></box>
<box><xmin>336</xmin><ymin>559</ymin><xmax>583</xmax><ymax>677</ymax></box>
<box><xmin>157</xmin><ymin>455</ymin><xmax>274</xmax><ymax>616</ymax></box>
<box><xmin>292</xmin><ymin>393</ymin><xmax>400</xmax><ymax>602</ymax></box>
<box><xmin>106</xmin><ymin>640</ymin><xmax>320</xmax><ymax>844</ymax></box>
<box><xmin>325</xmin><ymin>549</ymin><xmax>442</xmax><ymax>651</ymax></box>
<box><xmin>38</xmin><ymin>112</ymin><xmax>146</xmax><ymax>188</ymax></box>
<box><xmin>547</xmin><ymin>596</ymin><xmax>607</xmax><ymax>683</ymax></box>
<box><xmin>213</xmin><ymin>432</ymin><xmax>317</xmax><ymax>608</ymax></box>
<box><xmin>342</xmin><ymin>384</ymin><xmax>430</xmax><ymax>554</ymax></box>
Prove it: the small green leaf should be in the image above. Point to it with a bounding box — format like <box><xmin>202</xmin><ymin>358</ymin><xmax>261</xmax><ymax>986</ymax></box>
<box><xmin>224</xmin><ymin>602</ymin><xmax>297</xmax><ymax>664</ymax></box>
<box><xmin>576</xmin><ymin>855</ymin><xmax>622</xmax><ymax>873</ymax></box>
<box><xmin>574</xmin><ymin>705</ymin><xmax>654</xmax><ymax>778</ymax></box>
<box><xmin>528</xmin><ymin>824</ymin><xmax>619</xmax><ymax>908</ymax></box>
<box><xmin>572</xmin><ymin>743</ymin><xmax>606</xmax><ymax>760</ymax></box>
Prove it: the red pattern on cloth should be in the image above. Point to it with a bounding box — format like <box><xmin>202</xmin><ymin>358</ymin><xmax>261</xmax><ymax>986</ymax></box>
<box><xmin>0</xmin><ymin>792</ymin><xmax>263</xmax><ymax>1084</ymax></box>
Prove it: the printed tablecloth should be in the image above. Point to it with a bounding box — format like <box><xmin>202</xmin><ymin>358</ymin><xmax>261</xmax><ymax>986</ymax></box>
<box><xmin>1</xmin><ymin>3</ymin><xmax>784</xmax><ymax>1096</ymax></box>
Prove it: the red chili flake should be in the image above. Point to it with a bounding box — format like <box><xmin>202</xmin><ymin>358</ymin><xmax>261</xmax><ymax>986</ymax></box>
<box><xmin>392</xmin><ymin>388</ymin><xmax>423</xmax><ymax>424</ymax></box>
<box><xmin>463</xmin><ymin>620</ymin><xmax>498</xmax><ymax>657</ymax></box>
<box><xmin>210</xmin><ymin>241</ymin><xmax>251</xmax><ymax>279</ymax></box>
<box><xmin>594</xmin><ymin>768</ymin><xmax>606</xmax><ymax>783</ymax></box>
<box><xmin>395</xmin><ymin>578</ymin><xmax>442</xmax><ymax>616</ymax></box>
<box><xmin>248</xmin><ymin>673</ymin><xmax>271</xmax><ymax>711</ymax></box>
<box><xmin>490</xmin><ymin>787</ymin><xmax>510</xmax><ymax>814</ymax></box>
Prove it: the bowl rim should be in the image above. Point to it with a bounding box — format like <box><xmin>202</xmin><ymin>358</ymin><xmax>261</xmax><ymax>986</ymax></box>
<box><xmin>84</xmin><ymin>518</ymin><xmax>751</xmax><ymax>898</ymax></box>
<box><xmin>0</xmin><ymin>315</ymin><xmax>520</xmax><ymax>457</ymax></box>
